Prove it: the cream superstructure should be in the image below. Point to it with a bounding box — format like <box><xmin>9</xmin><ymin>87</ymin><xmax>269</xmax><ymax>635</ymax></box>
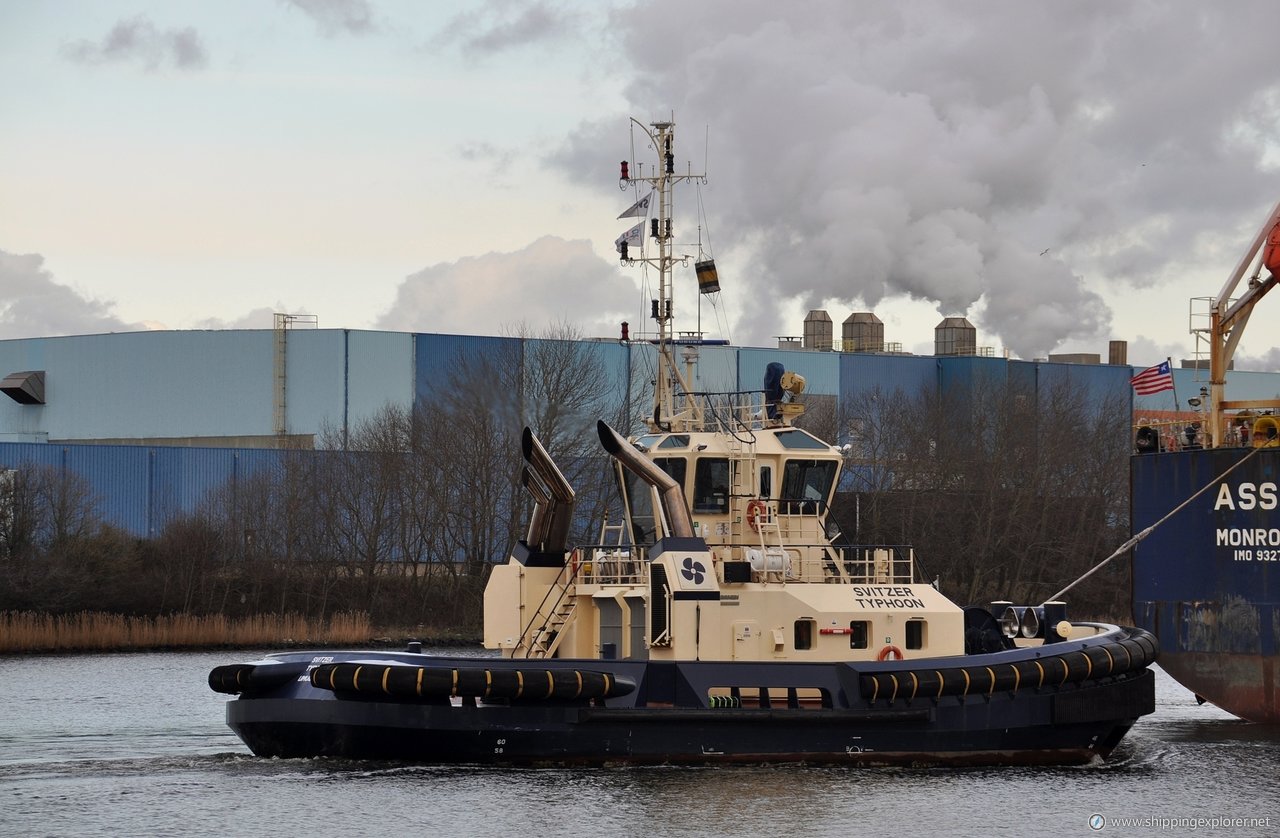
<box><xmin>485</xmin><ymin>118</ymin><xmax>964</xmax><ymax>666</ymax></box>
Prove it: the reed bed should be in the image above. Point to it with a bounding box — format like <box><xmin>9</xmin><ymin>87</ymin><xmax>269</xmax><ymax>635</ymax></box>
<box><xmin>0</xmin><ymin>610</ymin><xmax>372</xmax><ymax>653</ymax></box>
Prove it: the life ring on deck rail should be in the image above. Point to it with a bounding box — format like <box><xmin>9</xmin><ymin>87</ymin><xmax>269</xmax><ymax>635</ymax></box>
<box><xmin>877</xmin><ymin>644</ymin><xmax>905</xmax><ymax>662</ymax></box>
<box><xmin>745</xmin><ymin>499</ymin><xmax>769</xmax><ymax>533</ymax></box>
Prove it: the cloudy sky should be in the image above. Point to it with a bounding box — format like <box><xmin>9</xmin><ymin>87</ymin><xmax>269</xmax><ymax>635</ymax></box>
<box><xmin>3</xmin><ymin>0</ymin><xmax>1280</xmax><ymax>368</ymax></box>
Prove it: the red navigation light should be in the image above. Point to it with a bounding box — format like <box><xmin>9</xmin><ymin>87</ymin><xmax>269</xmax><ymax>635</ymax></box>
<box><xmin>619</xmin><ymin>161</ymin><xmax>629</xmax><ymax>181</ymax></box>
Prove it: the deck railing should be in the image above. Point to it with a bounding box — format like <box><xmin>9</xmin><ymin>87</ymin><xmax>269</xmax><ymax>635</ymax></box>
<box><xmin>570</xmin><ymin>542</ymin><xmax>915</xmax><ymax>586</ymax></box>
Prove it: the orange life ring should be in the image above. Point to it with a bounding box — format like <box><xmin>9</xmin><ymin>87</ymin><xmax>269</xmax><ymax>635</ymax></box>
<box><xmin>877</xmin><ymin>644</ymin><xmax>904</xmax><ymax>662</ymax></box>
<box><xmin>745</xmin><ymin>499</ymin><xmax>768</xmax><ymax>533</ymax></box>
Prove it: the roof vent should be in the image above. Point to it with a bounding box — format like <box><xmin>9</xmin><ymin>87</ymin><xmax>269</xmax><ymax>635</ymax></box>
<box><xmin>1</xmin><ymin>370</ymin><xmax>46</xmax><ymax>405</ymax></box>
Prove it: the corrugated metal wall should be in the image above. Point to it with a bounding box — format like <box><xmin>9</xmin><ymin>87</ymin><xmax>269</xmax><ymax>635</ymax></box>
<box><xmin>415</xmin><ymin>333</ymin><xmax>522</xmax><ymax>398</ymax></box>
<box><xmin>0</xmin><ymin>329</ymin><xmax>416</xmax><ymax>445</ymax></box>
<box><xmin>1</xmin><ymin>326</ymin><xmax>1271</xmax><ymax>538</ymax></box>
<box><xmin>0</xmin><ymin>443</ymin><xmax>284</xmax><ymax>536</ymax></box>
<box><xmin>840</xmin><ymin>354</ymin><xmax>938</xmax><ymax>401</ymax></box>
<box><xmin>335</xmin><ymin>330</ymin><xmax>414</xmax><ymax>443</ymax></box>
<box><xmin>739</xmin><ymin>347</ymin><xmax>840</xmax><ymax>396</ymax></box>
<box><xmin>687</xmin><ymin>345</ymin><xmax>739</xmax><ymax>394</ymax></box>
<box><xmin>939</xmin><ymin>356</ymin><xmax>1010</xmax><ymax>396</ymax></box>
<box><xmin>0</xmin><ymin>331</ymin><xmax>277</xmax><ymax>441</ymax></box>
<box><xmin>1038</xmin><ymin>359</ymin><xmax>1132</xmax><ymax>407</ymax></box>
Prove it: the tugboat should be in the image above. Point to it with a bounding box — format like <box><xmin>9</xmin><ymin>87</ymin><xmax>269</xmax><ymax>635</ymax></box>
<box><xmin>1131</xmin><ymin>201</ymin><xmax>1280</xmax><ymax>723</ymax></box>
<box><xmin>209</xmin><ymin>118</ymin><xmax>1157</xmax><ymax>765</ymax></box>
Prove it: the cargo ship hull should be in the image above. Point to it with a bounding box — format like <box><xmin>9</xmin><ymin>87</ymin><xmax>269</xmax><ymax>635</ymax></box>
<box><xmin>1131</xmin><ymin>446</ymin><xmax>1280</xmax><ymax>723</ymax></box>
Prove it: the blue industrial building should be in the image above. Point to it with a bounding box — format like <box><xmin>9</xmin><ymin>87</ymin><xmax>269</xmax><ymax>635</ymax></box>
<box><xmin>1</xmin><ymin>324</ymin><xmax>1274</xmax><ymax>538</ymax></box>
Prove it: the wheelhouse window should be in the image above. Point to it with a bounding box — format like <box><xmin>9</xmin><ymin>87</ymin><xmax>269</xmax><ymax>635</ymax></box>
<box><xmin>635</xmin><ymin>434</ymin><xmax>690</xmax><ymax>451</ymax></box>
<box><xmin>621</xmin><ymin>457</ymin><xmax>687</xmax><ymax>546</ymax></box>
<box><xmin>759</xmin><ymin>465</ymin><xmax>772</xmax><ymax>499</ymax></box>
<box><xmin>654</xmin><ymin>457</ymin><xmax>687</xmax><ymax>490</ymax></box>
<box><xmin>775</xmin><ymin>429</ymin><xmax>830</xmax><ymax>450</ymax></box>
<box><xmin>693</xmin><ymin>458</ymin><xmax>730</xmax><ymax>514</ymax></box>
<box><xmin>781</xmin><ymin>458</ymin><xmax>836</xmax><ymax>513</ymax></box>
<box><xmin>621</xmin><ymin>470</ymin><xmax>657</xmax><ymax>546</ymax></box>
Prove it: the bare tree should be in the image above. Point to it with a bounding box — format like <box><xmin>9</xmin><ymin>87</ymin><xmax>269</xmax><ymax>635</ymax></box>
<box><xmin>834</xmin><ymin>371</ymin><xmax>1131</xmax><ymax>615</ymax></box>
<box><xmin>0</xmin><ymin>465</ymin><xmax>103</xmax><ymax>559</ymax></box>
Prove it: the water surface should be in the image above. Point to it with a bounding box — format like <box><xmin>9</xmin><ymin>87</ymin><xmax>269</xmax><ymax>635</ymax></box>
<box><xmin>1</xmin><ymin>652</ymin><xmax>1275</xmax><ymax>837</ymax></box>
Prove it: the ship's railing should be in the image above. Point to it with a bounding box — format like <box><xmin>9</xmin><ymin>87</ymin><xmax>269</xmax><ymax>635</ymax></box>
<box><xmin>1133</xmin><ymin>416</ymin><xmax>1279</xmax><ymax>451</ymax></box>
<box><xmin>735</xmin><ymin>543</ymin><xmax>914</xmax><ymax>584</ymax></box>
<box><xmin>577</xmin><ymin>544</ymin><xmax>649</xmax><ymax>586</ymax></box>
<box><xmin>669</xmin><ymin>389</ymin><xmax>798</xmax><ymax>432</ymax></box>
<box><xmin>833</xmin><ymin>544</ymin><xmax>916</xmax><ymax>584</ymax></box>
<box><xmin>570</xmin><ymin>541</ymin><xmax>915</xmax><ymax>586</ymax></box>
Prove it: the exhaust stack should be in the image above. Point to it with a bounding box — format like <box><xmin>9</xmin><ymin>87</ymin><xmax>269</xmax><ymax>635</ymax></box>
<box><xmin>596</xmin><ymin>420</ymin><xmax>694</xmax><ymax>538</ymax></box>
<box><xmin>521</xmin><ymin>428</ymin><xmax>575</xmax><ymax>553</ymax></box>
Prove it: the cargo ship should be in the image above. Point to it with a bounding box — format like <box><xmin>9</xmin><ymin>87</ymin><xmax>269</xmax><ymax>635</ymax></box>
<box><xmin>1131</xmin><ymin>201</ymin><xmax>1280</xmax><ymax>723</ymax></box>
<box><xmin>209</xmin><ymin>118</ymin><xmax>1158</xmax><ymax>764</ymax></box>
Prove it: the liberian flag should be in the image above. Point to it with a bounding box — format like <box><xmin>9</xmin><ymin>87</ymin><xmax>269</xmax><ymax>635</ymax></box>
<box><xmin>1130</xmin><ymin>360</ymin><xmax>1174</xmax><ymax>395</ymax></box>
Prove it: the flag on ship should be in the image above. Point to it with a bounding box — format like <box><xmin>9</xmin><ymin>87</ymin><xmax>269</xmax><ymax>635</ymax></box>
<box><xmin>1130</xmin><ymin>360</ymin><xmax>1174</xmax><ymax>395</ymax></box>
<box><xmin>615</xmin><ymin>222</ymin><xmax>643</xmax><ymax>253</ymax></box>
<box><xmin>617</xmin><ymin>192</ymin><xmax>653</xmax><ymax>219</ymax></box>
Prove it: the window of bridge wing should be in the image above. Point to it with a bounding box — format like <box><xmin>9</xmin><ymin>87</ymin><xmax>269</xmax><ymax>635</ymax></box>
<box><xmin>620</xmin><ymin>436</ymin><xmax>688</xmax><ymax>546</ymax></box>
<box><xmin>780</xmin><ymin>458</ymin><xmax>836</xmax><ymax>515</ymax></box>
<box><xmin>693</xmin><ymin>457</ymin><xmax>730</xmax><ymax>514</ymax></box>
<box><xmin>654</xmin><ymin>457</ymin><xmax>688</xmax><ymax>497</ymax></box>
<box><xmin>621</xmin><ymin>456</ymin><xmax>686</xmax><ymax>547</ymax></box>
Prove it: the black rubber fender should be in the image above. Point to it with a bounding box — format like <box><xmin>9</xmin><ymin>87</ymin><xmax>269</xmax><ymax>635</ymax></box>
<box><xmin>309</xmin><ymin>663</ymin><xmax>636</xmax><ymax>702</ymax></box>
<box><xmin>859</xmin><ymin>627</ymin><xmax>1160</xmax><ymax>702</ymax></box>
<box><xmin>209</xmin><ymin>661</ymin><xmax>308</xmax><ymax>695</ymax></box>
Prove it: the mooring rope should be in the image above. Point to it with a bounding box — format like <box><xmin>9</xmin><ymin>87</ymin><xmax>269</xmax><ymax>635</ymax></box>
<box><xmin>1042</xmin><ymin>442</ymin><xmax>1272</xmax><ymax>604</ymax></box>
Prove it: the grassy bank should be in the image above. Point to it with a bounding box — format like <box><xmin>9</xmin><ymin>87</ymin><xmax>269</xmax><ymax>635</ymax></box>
<box><xmin>0</xmin><ymin>610</ymin><xmax>379</xmax><ymax>654</ymax></box>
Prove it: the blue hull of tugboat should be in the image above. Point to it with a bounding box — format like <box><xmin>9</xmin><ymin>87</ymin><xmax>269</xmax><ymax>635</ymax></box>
<box><xmin>1131</xmin><ymin>447</ymin><xmax>1280</xmax><ymax>723</ymax></box>
<box><xmin>217</xmin><ymin>628</ymin><xmax>1156</xmax><ymax>766</ymax></box>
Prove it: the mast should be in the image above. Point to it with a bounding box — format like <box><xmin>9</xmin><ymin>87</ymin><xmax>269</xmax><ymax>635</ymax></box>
<box><xmin>619</xmin><ymin>118</ymin><xmax>706</xmax><ymax>432</ymax></box>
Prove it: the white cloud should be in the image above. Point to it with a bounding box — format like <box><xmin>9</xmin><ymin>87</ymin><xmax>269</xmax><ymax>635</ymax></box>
<box><xmin>61</xmin><ymin>15</ymin><xmax>208</xmax><ymax>71</ymax></box>
<box><xmin>432</xmin><ymin>0</ymin><xmax>586</xmax><ymax>56</ymax></box>
<box><xmin>376</xmin><ymin>236</ymin><xmax>636</xmax><ymax>339</ymax></box>
<box><xmin>285</xmin><ymin>0</ymin><xmax>377</xmax><ymax>37</ymax></box>
<box><xmin>190</xmin><ymin>307</ymin><xmax>304</xmax><ymax>330</ymax></box>
<box><xmin>0</xmin><ymin>250</ymin><xmax>144</xmax><ymax>338</ymax></box>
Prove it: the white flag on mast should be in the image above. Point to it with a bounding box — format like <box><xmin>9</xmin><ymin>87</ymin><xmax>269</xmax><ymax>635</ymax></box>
<box><xmin>615</xmin><ymin>222</ymin><xmax>643</xmax><ymax>253</ymax></box>
<box><xmin>617</xmin><ymin>192</ymin><xmax>653</xmax><ymax>219</ymax></box>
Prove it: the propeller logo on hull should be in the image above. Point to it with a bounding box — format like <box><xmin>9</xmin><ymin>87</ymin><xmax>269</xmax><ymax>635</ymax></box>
<box><xmin>681</xmin><ymin>557</ymin><xmax>706</xmax><ymax>584</ymax></box>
